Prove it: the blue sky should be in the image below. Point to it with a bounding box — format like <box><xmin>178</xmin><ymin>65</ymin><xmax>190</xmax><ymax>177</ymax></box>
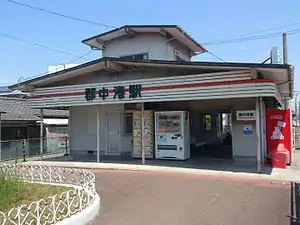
<box><xmin>0</xmin><ymin>0</ymin><xmax>299</xmax><ymax>90</ymax></box>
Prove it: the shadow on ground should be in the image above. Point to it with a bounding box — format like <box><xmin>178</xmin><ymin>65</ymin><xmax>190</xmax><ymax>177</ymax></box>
<box><xmin>43</xmin><ymin>154</ymin><xmax>273</xmax><ymax>175</ymax></box>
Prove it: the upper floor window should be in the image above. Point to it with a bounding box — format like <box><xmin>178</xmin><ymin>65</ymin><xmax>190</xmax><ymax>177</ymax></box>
<box><xmin>120</xmin><ymin>53</ymin><xmax>148</xmax><ymax>60</ymax></box>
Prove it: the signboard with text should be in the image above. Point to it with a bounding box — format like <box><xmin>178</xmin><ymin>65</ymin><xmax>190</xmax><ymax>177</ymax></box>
<box><xmin>236</xmin><ymin>110</ymin><xmax>256</xmax><ymax>122</ymax></box>
<box><xmin>84</xmin><ymin>84</ymin><xmax>142</xmax><ymax>101</ymax></box>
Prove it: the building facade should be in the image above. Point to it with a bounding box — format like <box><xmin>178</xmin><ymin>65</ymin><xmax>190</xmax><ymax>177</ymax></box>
<box><xmin>10</xmin><ymin>25</ymin><xmax>294</xmax><ymax>169</ymax></box>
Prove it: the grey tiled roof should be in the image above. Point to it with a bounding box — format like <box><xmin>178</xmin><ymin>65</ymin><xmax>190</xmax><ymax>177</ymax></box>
<box><xmin>32</xmin><ymin>109</ymin><xmax>69</xmax><ymax>118</ymax></box>
<box><xmin>0</xmin><ymin>98</ymin><xmax>69</xmax><ymax>121</ymax></box>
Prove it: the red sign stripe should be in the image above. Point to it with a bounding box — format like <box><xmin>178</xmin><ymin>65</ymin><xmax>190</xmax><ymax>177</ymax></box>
<box><xmin>28</xmin><ymin>79</ymin><xmax>274</xmax><ymax>99</ymax></box>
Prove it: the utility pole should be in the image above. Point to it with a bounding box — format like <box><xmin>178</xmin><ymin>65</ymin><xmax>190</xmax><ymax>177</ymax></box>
<box><xmin>283</xmin><ymin>32</ymin><xmax>290</xmax><ymax>109</ymax></box>
<box><xmin>283</xmin><ymin>33</ymin><xmax>288</xmax><ymax>65</ymax></box>
<box><xmin>296</xmin><ymin>93</ymin><xmax>299</xmax><ymax>126</ymax></box>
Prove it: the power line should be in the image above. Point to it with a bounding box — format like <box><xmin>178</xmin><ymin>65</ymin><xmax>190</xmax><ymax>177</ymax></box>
<box><xmin>203</xmin><ymin>22</ymin><xmax>300</xmax><ymax>44</ymax></box>
<box><xmin>3</xmin><ymin>0</ymin><xmax>118</xmax><ymax>29</ymax></box>
<box><xmin>205</xmin><ymin>51</ymin><xmax>224</xmax><ymax>62</ymax></box>
<box><xmin>0</xmin><ymin>33</ymin><xmax>89</xmax><ymax>58</ymax></box>
<box><xmin>203</xmin><ymin>28</ymin><xmax>300</xmax><ymax>46</ymax></box>
<box><xmin>22</xmin><ymin>50</ymin><xmax>94</xmax><ymax>82</ymax></box>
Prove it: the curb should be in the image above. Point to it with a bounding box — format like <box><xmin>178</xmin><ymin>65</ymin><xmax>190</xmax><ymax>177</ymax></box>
<box><xmin>23</xmin><ymin>160</ymin><xmax>300</xmax><ymax>183</ymax></box>
<box><xmin>23</xmin><ymin>160</ymin><xmax>293</xmax><ymax>182</ymax></box>
<box><xmin>56</xmin><ymin>193</ymin><xmax>100</xmax><ymax>225</ymax></box>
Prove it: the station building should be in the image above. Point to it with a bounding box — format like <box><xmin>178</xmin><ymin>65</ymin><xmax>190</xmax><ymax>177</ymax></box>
<box><xmin>10</xmin><ymin>25</ymin><xmax>294</xmax><ymax>168</ymax></box>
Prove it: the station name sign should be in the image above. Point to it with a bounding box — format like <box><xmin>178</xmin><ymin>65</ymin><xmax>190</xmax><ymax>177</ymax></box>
<box><xmin>236</xmin><ymin>110</ymin><xmax>256</xmax><ymax>122</ymax></box>
<box><xmin>84</xmin><ymin>84</ymin><xmax>142</xmax><ymax>101</ymax></box>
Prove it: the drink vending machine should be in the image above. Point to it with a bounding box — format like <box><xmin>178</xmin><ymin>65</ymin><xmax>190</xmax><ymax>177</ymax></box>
<box><xmin>154</xmin><ymin>111</ymin><xmax>190</xmax><ymax>160</ymax></box>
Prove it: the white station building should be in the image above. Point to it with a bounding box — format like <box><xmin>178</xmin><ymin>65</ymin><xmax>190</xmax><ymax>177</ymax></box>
<box><xmin>10</xmin><ymin>25</ymin><xmax>294</xmax><ymax>168</ymax></box>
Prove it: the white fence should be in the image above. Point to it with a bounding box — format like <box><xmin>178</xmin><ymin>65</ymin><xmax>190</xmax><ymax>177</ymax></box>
<box><xmin>0</xmin><ymin>164</ymin><xmax>96</xmax><ymax>225</ymax></box>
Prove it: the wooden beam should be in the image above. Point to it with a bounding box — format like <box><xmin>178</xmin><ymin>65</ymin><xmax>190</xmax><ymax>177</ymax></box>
<box><xmin>250</xmin><ymin>68</ymin><xmax>258</xmax><ymax>79</ymax></box>
<box><xmin>124</xmin><ymin>27</ymin><xmax>136</xmax><ymax>36</ymax></box>
<box><xmin>95</xmin><ymin>38</ymin><xmax>105</xmax><ymax>48</ymax></box>
<box><xmin>105</xmin><ymin>61</ymin><xmax>123</xmax><ymax>72</ymax></box>
<box><xmin>160</xmin><ymin>29</ymin><xmax>168</xmax><ymax>37</ymax></box>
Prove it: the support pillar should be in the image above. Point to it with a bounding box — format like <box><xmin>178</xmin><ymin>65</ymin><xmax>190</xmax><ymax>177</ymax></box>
<box><xmin>67</xmin><ymin>107</ymin><xmax>72</xmax><ymax>156</ymax></box>
<box><xmin>141</xmin><ymin>103</ymin><xmax>145</xmax><ymax>165</ymax></box>
<box><xmin>256</xmin><ymin>98</ymin><xmax>262</xmax><ymax>173</ymax></box>
<box><xmin>40</xmin><ymin>109</ymin><xmax>44</xmax><ymax>157</ymax></box>
<box><xmin>97</xmin><ymin>106</ymin><xmax>100</xmax><ymax>163</ymax></box>
<box><xmin>259</xmin><ymin>98</ymin><xmax>266</xmax><ymax>165</ymax></box>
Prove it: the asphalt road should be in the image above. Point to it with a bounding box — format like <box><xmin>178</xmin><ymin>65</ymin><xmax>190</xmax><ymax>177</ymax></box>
<box><xmin>91</xmin><ymin>170</ymin><xmax>292</xmax><ymax>225</ymax></box>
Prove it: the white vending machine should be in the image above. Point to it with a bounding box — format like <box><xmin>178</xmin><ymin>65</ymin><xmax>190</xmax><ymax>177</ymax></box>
<box><xmin>155</xmin><ymin>111</ymin><xmax>190</xmax><ymax>160</ymax></box>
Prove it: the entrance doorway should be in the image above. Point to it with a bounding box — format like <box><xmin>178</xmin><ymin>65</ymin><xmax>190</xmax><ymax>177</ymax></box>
<box><xmin>191</xmin><ymin>112</ymin><xmax>233</xmax><ymax>159</ymax></box>
<box><xmin>106</xmin><ymin>111</ymin><xmax>121</xmax><ymax>155</ymax></box>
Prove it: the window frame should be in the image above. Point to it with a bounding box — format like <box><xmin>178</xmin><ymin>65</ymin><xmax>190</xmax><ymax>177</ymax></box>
<box><xmin>119</xmin><ymin>53</ymin><xmax>148</xmax><ymax>60</ymax></box>
<box><xmin>203</xmin><ymin>114</ymin><xmax>212</xmax><ymax>132</ymax></box>
<box><xmin>123</xmin><ymin>110</ymin><xmax>134</xmax><ymax>135</ymax></box>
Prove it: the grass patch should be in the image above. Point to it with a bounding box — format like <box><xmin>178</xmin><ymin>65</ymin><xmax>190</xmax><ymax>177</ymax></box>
<box><xmin>0</xmin><ymin>177</ymin><xmax>72</xmax><ymax>213</ymax></box>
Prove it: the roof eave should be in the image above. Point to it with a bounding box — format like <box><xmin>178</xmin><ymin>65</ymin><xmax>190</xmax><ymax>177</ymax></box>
<box><xmin>81</xmin><ymin>25</ymin><xmax>207</xmax><ymax>54</ymax></box>
<box><xmin>9</xmin><ymin>57</ymin><xmax>292</xmax><ymax>90</ymax></box>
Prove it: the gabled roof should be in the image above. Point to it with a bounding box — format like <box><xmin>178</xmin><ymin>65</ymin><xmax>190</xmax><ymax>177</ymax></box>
<box><xmin>9</xmin><ymin>57</ymin><xmax>294</xmax><ymax>98</ymax></box>
<box><xmin>82</xmin><ymin>25</ymin><xmax>207</xmax><ymax>55</ymax></box>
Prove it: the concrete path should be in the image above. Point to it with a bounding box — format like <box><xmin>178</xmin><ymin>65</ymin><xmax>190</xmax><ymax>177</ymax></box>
<box><xmin>90</xmin><ymin>169</ymin><xmax>292</xmax><ymax>225</ymax></box>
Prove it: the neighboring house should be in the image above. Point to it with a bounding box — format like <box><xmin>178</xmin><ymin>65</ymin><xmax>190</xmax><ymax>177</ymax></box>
<box><xmin>9</xmin><ymin>25</ymin><xmax>293</xmax><ymax>166</ymax></box>
<box><xmin>0</xmin><ymin>97</ymin><xmax>68</xmax><ymax>140</ymax></box>
<box><xmin>0</xmin><ymin>97</ymin><xmax>69</xmax><ymax>160</ymax></box>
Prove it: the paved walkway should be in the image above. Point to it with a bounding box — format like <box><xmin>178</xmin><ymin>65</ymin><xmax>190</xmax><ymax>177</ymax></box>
<box><xmin>90</xmin><ymin>169</ymin><xmax>292</xmax><ymax>225</ymax></box>
<box><xmin>18</xmin><ymin>152</ymin><xmax>300</xmax><ymax>224</ymax></box>
<box><xmin>23</xmin><ymin>156</ymin><xmax>300</xmax><ymax>183</ymax></box>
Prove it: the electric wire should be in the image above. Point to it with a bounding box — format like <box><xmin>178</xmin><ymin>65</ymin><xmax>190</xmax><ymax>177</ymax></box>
<box><xmin>203</xmin><ymin>22</ymin><xmax>300</xmax><ymax>44</ymax></box>
<box><xmin>2</xmin><ymin>0</ymin><xmax>118</xmax><ymax>28</ymax></box>
<box><xmin>3</xmin><ymin>0</ymin><xmax>300</xmax><ymax>79</ymax></box>
<box><xmin>205</xmin><ymin>51</ymin><xmax>224</xmax><ymax>62</ymax></box>
<box><xmin>203</xmin><ymin>29</ymin><xmax>300</xmax><ymax>46</ymax></box>
<box><xmin>21</xmin><ymin>50</ymin><xmax>94</xmax><ymax>83</ymax></box>
<box><xmin>0</xmin><ymin>33</ymin><xmax>87</xmax><ymax>58</ymax></box>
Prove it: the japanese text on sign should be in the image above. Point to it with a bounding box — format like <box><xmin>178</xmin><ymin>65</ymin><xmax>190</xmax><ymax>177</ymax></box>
<box><xmin>236</xmin><ymin>110</ymin><xmax>256</xmax><ymax>122</ymax></box>
<box><xmin>85</xmin><ymin>84</ymin><xmax>142</xmax><ymax>101</ymax></box>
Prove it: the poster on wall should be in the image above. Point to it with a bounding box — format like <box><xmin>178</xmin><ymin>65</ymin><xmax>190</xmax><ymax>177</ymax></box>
<box><xmin>266</xmin><ymin>109</ymin><xmax>292</xmax><ymax>164</ymax></box>
<box><xmin>243</xmin><ymin>125</ymin><xmax>252</xmax><ymax>135</ymax></box>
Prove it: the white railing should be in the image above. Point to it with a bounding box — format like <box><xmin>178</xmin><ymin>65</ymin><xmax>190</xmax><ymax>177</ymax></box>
<box><xmin>0</xmin><ymin>164</ymin><xmax>96</xmax><ymax>225</ymax></box>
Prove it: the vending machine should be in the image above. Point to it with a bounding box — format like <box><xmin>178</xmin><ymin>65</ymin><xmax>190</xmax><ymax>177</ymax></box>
<box><xmin>155</xmin><ymin>111</ymin><xmax>190</xmax><ymax>160</ymax></box>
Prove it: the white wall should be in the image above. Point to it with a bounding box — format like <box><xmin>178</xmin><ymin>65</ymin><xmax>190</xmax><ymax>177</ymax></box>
<box><xmin>102</xmin><ymin>33</ymin><xmax>191</xmax><ymax>61</ymax></box>
<box><xmin>232</xmin><ymin>110</ymin><xmax>257</xmax><ymax>162</ymax></box>
<box><xmin>69</xmin><ymin>104</ymin><xmax>132</xmax><ymax>155</ymax></box>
